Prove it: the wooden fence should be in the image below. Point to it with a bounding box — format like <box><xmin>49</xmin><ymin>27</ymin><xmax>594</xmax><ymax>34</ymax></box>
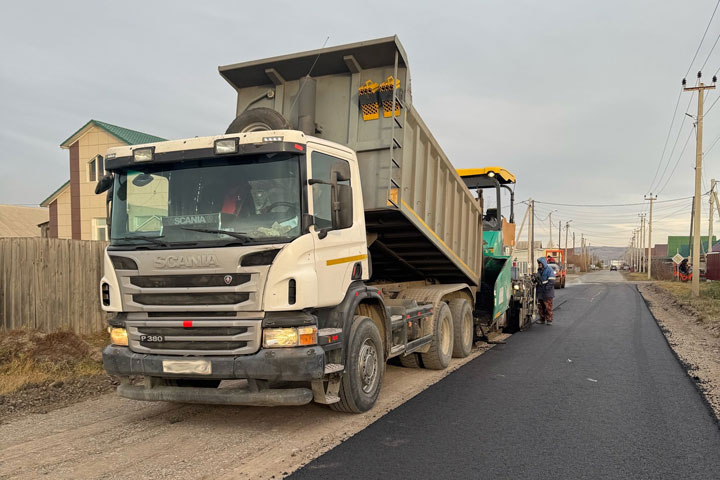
<box><xmin>0</xmin><ymin>238</ymin><xmax>108</xmax><ymax>334</ymax></box>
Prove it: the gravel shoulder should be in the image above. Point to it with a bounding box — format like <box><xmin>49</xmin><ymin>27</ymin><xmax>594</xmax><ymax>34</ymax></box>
<box><xmin>0</xmin><ymin>335</ymin><xmax>508</xmax><ymax>480</ymax></box>
<box><xmin>637</xmin><ymin>282</ymin><xmax>720</xmax><ymax>422</ymax></box>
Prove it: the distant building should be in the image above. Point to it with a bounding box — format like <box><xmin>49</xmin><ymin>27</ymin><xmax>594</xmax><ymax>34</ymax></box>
<box><xmin>666</xmin><ymin>236</ymin><xmax>717</xmax><ymax>258</ymax></box>
<box><xmin>40</xmin><ymin>120</ymin><xmax>165</xmax><ymax>241</ymax></box>
<box><xmin>0</xmin><ymin>205</ymin><xmax>49</xmax><ymax>238</ymax></box>
<box><xmin>651</xmin><ymin>244</ymin><xmax>668</xmax><ymax>259</ymax></box>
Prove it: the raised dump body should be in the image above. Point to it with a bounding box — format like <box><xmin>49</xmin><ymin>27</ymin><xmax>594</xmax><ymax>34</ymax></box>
<box><xmin>219</xmin><ymin>36</ymin><xmax>482</xmax><ymax>285</ymax></box>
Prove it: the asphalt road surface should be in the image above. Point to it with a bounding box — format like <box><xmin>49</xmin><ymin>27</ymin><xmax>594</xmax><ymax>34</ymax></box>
<box><xmin>291</xmin><ymin>271</ymin><xmax>720</xmax><ymax>479</ymax></box>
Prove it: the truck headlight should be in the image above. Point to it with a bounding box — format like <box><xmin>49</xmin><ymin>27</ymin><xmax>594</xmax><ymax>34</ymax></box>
<box><xmin>263</xmin><ymin>326</ymin><xmax>317</xmax><ymax>348</ymax></box>
<box><xmin>109</xmin><ymin>327</ymin><xmax>128</xmax><ymax>346</ymax></box>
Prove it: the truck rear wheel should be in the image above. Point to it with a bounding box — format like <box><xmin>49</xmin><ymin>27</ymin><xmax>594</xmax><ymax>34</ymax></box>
<box><xmin>449</xmin><ymin>299</ymin><xmax>473</xmax><ymax>358</ymax></box>
<box><xmin>225</xmin><ymin>107</ymin><xmax>291</xmax><ymax>134</ymax></box>
<box><xmin>399</xmin><ymin>353</ymin><xmax>422</xmax><ymax>368</ymax></box>
<box><xmin>421</xmin><ymin>302</ymin><xmax>453</xmax><ymax>370</ymax></box>
<box><xmin>331</xmin><ymin>315</ymin><xmax>384</xmax><ymax>413</ymax></box>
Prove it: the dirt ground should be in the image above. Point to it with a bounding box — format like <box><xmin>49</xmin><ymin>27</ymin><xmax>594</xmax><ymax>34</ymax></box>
<box><xmin>0</xmin><ymin>334</ymin><xmax>508</xmax><ymax>480</ymax></box>
<box><xmin>637</xmin><ymin>283</ymin><xmax>720</xmax><ymax>422</ymax></box>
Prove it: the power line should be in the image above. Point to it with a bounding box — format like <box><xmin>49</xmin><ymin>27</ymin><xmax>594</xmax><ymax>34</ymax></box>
<box><xmin>647</xmin><ymin>88</ymin><xmax>684</xmax><ymax>194</ymax></box>
<box><xmin>685</xmin><ymin>0</ymin><xmax>720</xmax><ymax>79</ymax></box>
<box><xmin>651</xmin><ymin>1</ymin><xmax>720</xmax><ymax>194</ymax></box>
<box><xmin>650</xmin><ymin>94</ymin><xmax>695</xmax><ymax>193</ymax></box>
<box><xmin>656</xmin><ymin>125</ymin><xmax>696</xmax><ymax>195</ymax></box>
<box><xmin>700</xmin><ymin>29</ymin><xmax>720</xmax><ymax>72</ymax></box>
<box><xmin>535</xmin><ymin>195</ymin><xmax>694</xmax><ymax>208</ymax></box>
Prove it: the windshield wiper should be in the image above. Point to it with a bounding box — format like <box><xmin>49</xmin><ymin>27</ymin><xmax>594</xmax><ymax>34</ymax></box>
<box><xmin>114</xmin><ymin>235</ymin><xmax>171</xmax><ymax>247</ymax></box>
<box><xmin>179</xmin><ymin>227</ymin><xmax>252</xmax><ymax>243</ymax></box>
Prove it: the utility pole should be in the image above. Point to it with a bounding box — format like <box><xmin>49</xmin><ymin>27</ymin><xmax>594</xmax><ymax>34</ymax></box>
<box><xmin>710</xmin><ymin>180</ymin><xmax>715</xmax><ymax>253</ymax></box>
<box><xmin>572</xmin><ymin>232</ymin><xmax>576</xmax><ymax>255</ymax></box>
<box><xmin>548</xmin><ymin>211</ymin><xmax>555</xmax><ymax>248</ymax></box>
<box><xmin>558</xmin><ymin>220</ymin><xmax>562</xmax><ymax>251</ymax></box>
<box><xmin>645</xmin><ymin>194</ymin><xmax>656</xmax><ymax>280</ymax></box>
<box><xmin>684</xmin><ymin>74</ymin><xmax>715</xmax><ymax>296</ymax></box>
<box><xmin>564</xmin><ymin>220</ymin><xmax>572</xmax><ymax>272</ymax></box>
<box><xmin>632</xmin><ymin>230</ymin><xmax>637</xmax><ymax>271</ymax></box>
<box><xmin>529</xmin><ymin>200</ymin><xmax>535</xmax><ymax>272</ymax></box>
<box><xmin>706</xmin><ymin>178</ymin><xmax>720</xmax><ymax>258</ymax></box>
<box><xmin>581</xmin><ymin>233</ymin><xmax>585</xmax><ymax>272</ymax></box>
<box><xmin>638</xmin><ymin>213</ymin><xmax>646</xmax><ymax>273</ymax></box>
<box><xmin>689</xmin><ymin>200</ymin><xmax>695</xmax><ymax>266</ymax></box>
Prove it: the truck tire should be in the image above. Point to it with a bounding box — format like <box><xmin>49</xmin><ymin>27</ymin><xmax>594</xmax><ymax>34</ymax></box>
<box><xmin>449</xmin><ymin>299</ymin><xmax>473</xmax><ymax>358</ymax></box>
<box><xmin>225</xmin><ymin>107</ymin><xmax>291</xmax><ymax>134</ymax></box>
<box><xmin>504</xmin><ymin>300</ymin><xmax>520</xmax><ymax>333</ymax></box>
<box><xmin>331</xmin><ymin>315</ymin><xmax>384</xmax><ymax>413</ymax></box>
<box><xmin>399</xmin><ymin>353</ymin><xmax>422</xmax><ymax>368</ymax></box>
<box><xmin>421</xmin><ymin>302</ymin><xmax>453</xmax><ymax>370</ymax></box>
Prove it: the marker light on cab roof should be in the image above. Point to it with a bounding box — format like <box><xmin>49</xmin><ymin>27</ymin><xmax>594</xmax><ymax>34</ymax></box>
<box><xmin>214</xmin><ymin>138</ymin><xmax>239</xmax><ymax>154</ymax></box>
<box><xmin>133</xmin><ymin>147</ymin><xmax>154</xmax><ymax>162</ymax></box>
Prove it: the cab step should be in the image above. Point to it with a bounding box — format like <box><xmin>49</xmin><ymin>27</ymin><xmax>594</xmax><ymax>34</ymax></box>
<box><xmin>324</xmin><ymin>363</ymin><xmax>344</xmax><ymax>375</ymax></box>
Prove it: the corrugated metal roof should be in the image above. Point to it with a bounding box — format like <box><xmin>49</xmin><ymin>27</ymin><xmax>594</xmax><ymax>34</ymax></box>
<box><xmin>60</xmin><ymin>120</ymin><xmax>166</xmax><ymax>148</ymax></box>
<box><xmin>0</xmin><ymin>205</ymin><xmax>48</xmax><ymax>237</ymax></box>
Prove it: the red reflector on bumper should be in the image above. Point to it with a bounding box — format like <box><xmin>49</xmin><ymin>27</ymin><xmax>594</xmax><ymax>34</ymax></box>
<box><xmin>183</xmin><ymin>321</ymin><xmax>193</xmax><ymax>328</ymax></box>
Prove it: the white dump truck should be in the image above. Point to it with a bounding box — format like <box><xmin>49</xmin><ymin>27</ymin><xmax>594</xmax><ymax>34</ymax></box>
<box><xmin>99</xmin><ymin>36</ymin><xmax>534</xmax><ymax>412</ymax></box>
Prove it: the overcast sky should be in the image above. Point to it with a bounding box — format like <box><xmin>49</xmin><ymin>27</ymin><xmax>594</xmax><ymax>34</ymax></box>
<box><xmin>2</xmin><ymin>0</ymin><xmax>720</xmax><ymax>247</ymax></box>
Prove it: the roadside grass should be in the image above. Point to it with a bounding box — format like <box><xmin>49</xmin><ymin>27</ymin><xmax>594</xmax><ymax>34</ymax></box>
<box><xmin>654</xmin><ymin>281</ymin><xmax>720</xmax><ymax>329</ymax></box>
<box><xmin>0</xmin><ymin>330</ymin><xmax>106</xmax><ymax>395</ymax></box>
<box><xmin>623</xmin><ymin>272</ymin><xmax>651</xmax><ymax>281</ymax></box>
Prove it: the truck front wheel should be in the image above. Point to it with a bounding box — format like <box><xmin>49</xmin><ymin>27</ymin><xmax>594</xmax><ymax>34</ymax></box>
<box><xmin>421</xmin><ymin>302</ymin><xmax>454</xmax><ymax>370</ymax></box>
<box><xmin>331</xmin><ymin>316</ymin><xmax>385</xmax><ymax>413</ymax></box>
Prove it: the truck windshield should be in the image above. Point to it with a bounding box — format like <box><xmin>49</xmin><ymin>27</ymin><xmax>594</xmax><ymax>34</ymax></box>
<box><xmin>109</xmin><ymin>153</ymin><xmax>302</xmax><ymax>248</ymax></box>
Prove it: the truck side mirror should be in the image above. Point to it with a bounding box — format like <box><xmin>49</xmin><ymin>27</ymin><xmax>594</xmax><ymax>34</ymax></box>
<box><xmin>95</xmin><ymin>173</ymin><xmax>113</xmax><ymax>194</ymax></box>
<box><xmin>330</xmin><ymin>161</ymin><xmax>351</xmax><ymax>182</ymax></box>
<box><xmin>333</xmin><ymin>184</ymin><xmax>353</xmax><ymax>230</ymax></box>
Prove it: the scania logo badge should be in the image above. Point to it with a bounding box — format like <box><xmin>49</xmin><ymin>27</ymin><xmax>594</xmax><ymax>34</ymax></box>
<box><xmin>224</xmin><ymin>275</ymin><xmax>233</xmax><ymax>285</ymax></box>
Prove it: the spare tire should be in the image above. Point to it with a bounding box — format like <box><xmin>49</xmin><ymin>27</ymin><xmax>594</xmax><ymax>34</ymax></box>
<box><xmin>225</xmin><ymin>107</ymin><xmax>291</xmax><ymax>134</ymax></box>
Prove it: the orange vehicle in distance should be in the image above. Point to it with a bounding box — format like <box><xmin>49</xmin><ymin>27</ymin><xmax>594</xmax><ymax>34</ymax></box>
<box><xmin>544</xmin><ymin>248</ymin><xmax>566</xmax><ymax>289</ymax></box>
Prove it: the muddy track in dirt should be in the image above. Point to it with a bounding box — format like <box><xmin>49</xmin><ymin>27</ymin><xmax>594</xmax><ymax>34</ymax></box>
<box><xmin>0</xmin><ymin>338</ymin><xmax>507</xmax><ymax>480</ymax></box>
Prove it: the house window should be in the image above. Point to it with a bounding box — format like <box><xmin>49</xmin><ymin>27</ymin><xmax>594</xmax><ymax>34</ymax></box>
<box><xmin>88</xmin><ymin>154</ymin><xmax>104</xmax><ymax>183</ymax></box>
<box><xmin>89</xmin><ymin>158</ymin><xmax>97</xmax><ymax>182</ymax></box>
<box><xmin>93</xmin><ymin>217</ymin><xmax>108</xmax><ymax>241</ymax></box>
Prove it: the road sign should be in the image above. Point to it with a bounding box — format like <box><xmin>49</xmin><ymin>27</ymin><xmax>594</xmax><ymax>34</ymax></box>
<box><xmin>672</xmin><ymin>253</ymin><xmax>684</xmax><ymax>264</ymax></box>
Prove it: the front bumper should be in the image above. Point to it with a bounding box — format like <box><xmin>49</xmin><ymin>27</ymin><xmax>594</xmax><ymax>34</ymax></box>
<box><xmin>116</xmin><ymin>383</ymin><xmax>314</xmax><ymax>406</ymax></box>
<box><xmin>102</xmin><ymin>344</ymin><xmax>326</xmax><ymax>382</ymax></box>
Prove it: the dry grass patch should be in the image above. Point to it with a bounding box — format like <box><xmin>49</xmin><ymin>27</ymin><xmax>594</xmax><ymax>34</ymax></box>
<box><xmin>623</xmin><ymin>272</ymin><xmax>651</xmax><ymax>282</ymax></box>
<box><xmin>0</xmin><ymin>330</ymin><xmax>105</xmax><ymax>395</ymax></box>
<box><xmin>653</xmin><ymin>281</ymin><xmax>720</xmax><ymax>334</ymax></box>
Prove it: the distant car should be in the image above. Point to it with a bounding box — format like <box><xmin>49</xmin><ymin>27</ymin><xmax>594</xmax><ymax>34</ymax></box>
<box><xmin>610</xmin><ymin>265</ymin><xmax>618</xmax><ymax>271</ymax></box>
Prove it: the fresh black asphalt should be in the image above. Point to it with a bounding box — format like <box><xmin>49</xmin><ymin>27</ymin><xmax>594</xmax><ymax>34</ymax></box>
<box><xmin>291</xmin><ymin>275</ymin><xmax>720</xmax><ymax>479</ymax></box>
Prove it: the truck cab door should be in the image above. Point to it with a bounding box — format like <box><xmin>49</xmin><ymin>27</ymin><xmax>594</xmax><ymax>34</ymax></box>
<box><xmin>307</xmin><ymin>147</ymin><xmax>368</xmax><ymax>307</ymax></box>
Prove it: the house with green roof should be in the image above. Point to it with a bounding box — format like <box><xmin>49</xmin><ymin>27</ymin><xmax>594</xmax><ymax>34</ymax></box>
<box><xmin>41</xmin><ymin>120</ymin><xmax>165</xmax><ymax>240</ymax></box>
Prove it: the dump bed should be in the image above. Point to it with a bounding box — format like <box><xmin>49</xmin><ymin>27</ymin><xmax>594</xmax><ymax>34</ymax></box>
<box><xmin>219</xmin><ymin>36</ymin><xmax>482</xmax><ymax>285</ymax></box>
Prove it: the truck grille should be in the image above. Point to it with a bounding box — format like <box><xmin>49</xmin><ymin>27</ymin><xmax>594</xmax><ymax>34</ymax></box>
<box><xmin>126</xmin><ymin>319</ymin><xmax>261</xmax><ymax>356</ymax></box>
<box><xmin>133</xmin><ymin>293</ymin><xmax>250</xmax><ymax>306</ymax></box>
<box><xmin>130</xmin><ymin>274</ymin><xmax>251</xmax><ymax>288</ymax></box>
